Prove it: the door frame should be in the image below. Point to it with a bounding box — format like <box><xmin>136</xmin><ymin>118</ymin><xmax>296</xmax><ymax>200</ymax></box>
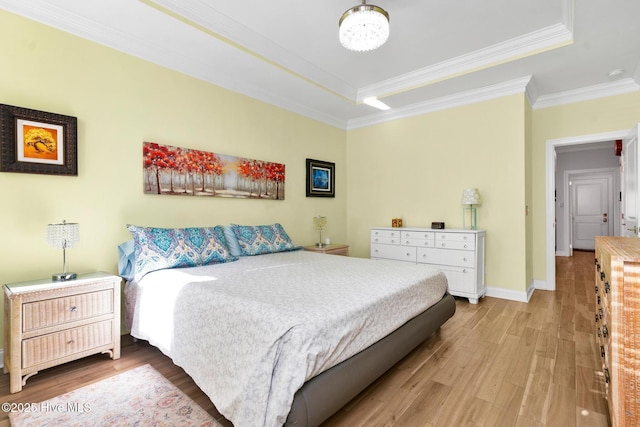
<box><xmin>545</xmin><ymin>130</ymin><xmax>628</xmax><ymax>291</ymax></box>
<box><xmin>565</xmin><ymin>168</ymin><xmax>618</xmax><ymax>254</ymax></box>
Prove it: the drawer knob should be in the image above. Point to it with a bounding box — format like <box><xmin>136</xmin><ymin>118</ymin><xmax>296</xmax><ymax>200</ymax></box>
<box><xmin>69</xmin><ymin>306</ymin><xmax>77</xmax><ymax>312</ymax></box>
<box><xmin>595</xmin><ymin>314</ymin><xmax>599</xmax><ymax>323</ymax></box>
<box><xmin>391</xmin><ymin>240</ymin><xmax>396</xmax><ymax>244</ymax></box>
<box><xmin>600</xmin><ymin>345</ymin><xmax>605</xmax><ymax>358</ymax></box>
<box><xmin>599</xmin><ymin>308</ymin><xmax>603</xmax><ymax>319</ymax></box>
<box><xmin>463</xmin><ymin>257</ymin><xmax>468</xmax><ymax>262</ymax></box>
<box><xmin>464</xmin><ymin>244</ymin><xmax>468</xmax><ymax>249</ymax></box>
<box><xmin>605</xmin><ymin>282</ymin><xmax>610</xmax><ymax>294</ymax></box>
<box><xmin>441</xmin><ymin>243</ymin><xmax>445</xmax><ymax>247</ymax></box>
<box><xmin>406</xmin><ymin>253</ymin><xmax>411</xmax><ymax>257</ymax></box>
<box><xmin>462</xmin><ymin>269</ymin><xmax>467</xmax><ymax>273</ymax></box>
<box><xmin>600</xmin><ymin>272</ymin><xmax>605</xmax><ymax>281</ymax></box>
<box><xmin>595</xmin><ymin>285</ymin><xmax>598</xmax><ymax>293</ymax></box>
<box><xmin>67</xmin><ymin>339</ymin><xmax>75</xmax><ymax>345</ymax></box>
<box><xmin>603</xmin><ymin>325</ymin><xmax>609</xmax><ymax>338</ymax></box>
<box><xmin>597</xmin><ymin>295</ymin><xmax>601</xmax><ymax>305</ymax></box>
<box><xmin>604</xmin><ymin>368</ymin><xmax>610</xmax><ymax>383</ymax></box>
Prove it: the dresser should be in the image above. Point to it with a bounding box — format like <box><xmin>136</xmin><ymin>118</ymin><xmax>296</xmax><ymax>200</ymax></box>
<box><xmin>370</xmin><ymin>227</ymin><xmax>486</xmax><ymax>303</ymax></box>
<box><xmin>3</xmin><ymin>272</ymin><xmax>121</xmax><ymax>393</ymax></box>
<box><xmin>594</xmin><ymin>236</ymin><xmax>640</xmax><ymax>426</ymax></box>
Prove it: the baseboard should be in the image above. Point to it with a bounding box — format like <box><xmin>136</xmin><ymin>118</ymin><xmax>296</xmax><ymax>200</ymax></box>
<box><xmin>484</xmin><ymin>285</ymin><xmax>531</xmax><ymax>303</ymax></box>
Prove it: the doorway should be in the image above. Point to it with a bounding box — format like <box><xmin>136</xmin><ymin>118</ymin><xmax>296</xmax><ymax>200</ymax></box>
<box><xmin>544</xmin><ymin>130</ymin><xmax>629</xmax><ymax>291</ymax></box>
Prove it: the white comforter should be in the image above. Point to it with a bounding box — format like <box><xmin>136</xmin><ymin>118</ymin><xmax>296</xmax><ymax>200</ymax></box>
<box><xmin>128</xmin><ymin>251</ymin><xmax>447</xmax><ymax>427</ymax></box>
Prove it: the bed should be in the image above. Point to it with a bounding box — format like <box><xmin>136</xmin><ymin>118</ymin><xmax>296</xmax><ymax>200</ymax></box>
<box><xmin>120</xmin><ymin>224</ymin><xmax>456</xmax><ymax>427</ymax></box>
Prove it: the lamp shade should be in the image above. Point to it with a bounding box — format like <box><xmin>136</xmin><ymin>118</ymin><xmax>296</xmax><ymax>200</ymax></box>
<box><xmin>339</xmin><ymin>1</ymin><xmax>389</xmax><ymax>52</ymax></box>
<box><xmin>461</xmin><ymin>188</ymin><xmax>481</xmax><ymax>205</ymax></box>
<box><xmin>47</xmin><ymin>220</ymin><xmax>80</xmax><ymax>249</ymax></box>
<box><xmin>313</xmin><ymin>216</ymin><xmax>327</xmax><ymax>229</ymax></box>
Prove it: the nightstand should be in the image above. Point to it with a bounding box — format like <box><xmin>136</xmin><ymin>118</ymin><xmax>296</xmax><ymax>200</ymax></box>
<box><xmin>3</xmin><ymin>272</ymin><xmax>121</xmax><ymax>393</ymax></box>
<box><xmin>304</xmin><ymin>244</ymin><xmax>350</xmax><ymax>256</ymax></box>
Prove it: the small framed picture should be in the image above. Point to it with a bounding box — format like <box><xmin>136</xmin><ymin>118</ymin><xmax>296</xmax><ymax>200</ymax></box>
<box><xmin>0</xmin><ymin>104</ymin><xmax>78</xmax><ymax>176</ymax></box>
<box><xmin>306</xmin><ymin>158</ymin><xmax>335</xmax><ymax>198</ymax></box>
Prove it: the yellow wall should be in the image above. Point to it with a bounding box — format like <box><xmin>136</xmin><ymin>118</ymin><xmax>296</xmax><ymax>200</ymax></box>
<box><xmin>530</xmin><ymin>91</ymin><xmax>640</xmax><ymax>281</ymax></box>
<box><xmin>2</xmin><ymin>9</ymin><xmax>640</xmax><ymax>352</ymax></box>
<box><xmin>0</xmin><ymin>11</ymin><xmax>347</xmax><ymax>346</ymax></box>
<box><xmin>346</xmin><ymin>95</ymin><xmax>529</xmax><ymax>294</ymax></box>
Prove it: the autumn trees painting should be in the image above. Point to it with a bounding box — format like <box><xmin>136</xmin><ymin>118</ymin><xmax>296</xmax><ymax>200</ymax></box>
<box><xmin>143</xmin><ymin>142</ymin><xmax>285</xmax><ymax>200</ymax></box>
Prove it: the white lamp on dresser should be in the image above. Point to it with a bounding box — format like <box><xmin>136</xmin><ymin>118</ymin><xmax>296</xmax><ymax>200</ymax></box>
<box><xmin>462</xmin><ymin>188</ymin><xmax>481</xmax><ymax>230</ymax></box>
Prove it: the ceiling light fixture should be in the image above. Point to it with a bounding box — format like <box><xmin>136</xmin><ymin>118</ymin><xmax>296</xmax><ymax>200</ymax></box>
<box><xmin>339</xmin><ymin>1</ymin><xmax>389</xmax><ymax>52</ymax></box>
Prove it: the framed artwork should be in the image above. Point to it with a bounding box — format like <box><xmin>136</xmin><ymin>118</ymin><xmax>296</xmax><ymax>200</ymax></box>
<box><xmin>143</xmin><ymin>142</ymin><xmax>286</xmax><ymax>200</ymax></box>
<box><xmin>0</xmin><ymin>104</ymin><xmax>78</xmax><ymax>176</ymax></box>
<box><xmin>306</xmin><ymin>158</ymin><xmax>335</xmax><ymax>198</ymax></box>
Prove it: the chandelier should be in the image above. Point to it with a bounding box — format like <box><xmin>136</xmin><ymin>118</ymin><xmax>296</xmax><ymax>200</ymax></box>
<box><xmin>339</xmin><ymin>1</ymin><xmax>389</xmax><ymax>52</ymax></box>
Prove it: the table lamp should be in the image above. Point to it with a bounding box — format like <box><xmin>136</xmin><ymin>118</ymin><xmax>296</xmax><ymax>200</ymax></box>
<box><xmin>313</xmin><ymin>216</ymin><xmax>327</xmax><ymax>248</ymax></box>
<box><xmin>462</xmin><ymin>189</ymin><xmax>481</xmax><ymax>230</ymax></box>
<box><xmin>47</xmin><ymin>219</ymin><xmax>80</xmax><ymax>281</ymax></box>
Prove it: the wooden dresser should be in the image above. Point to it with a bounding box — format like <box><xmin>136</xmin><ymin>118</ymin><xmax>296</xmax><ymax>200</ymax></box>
<box><xmin>3</xmin><ymin>272</ymin><xmax>121</xmax><ymax>393</ymax></box>
<box><xmin>594</xmin><ymin>236</ymin><xmax>640</xmax><ymax>426</ymax></box>
<box><xmin>303</xmin><ymin>244</ymin><xmax>349</xmax><ymax>256</ymax></box>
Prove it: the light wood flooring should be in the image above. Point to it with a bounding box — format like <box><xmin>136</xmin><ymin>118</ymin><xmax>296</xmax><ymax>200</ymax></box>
<box><xmin>0</xmin><ymin>250</ymin><xmax>609</xmax><ymax>426</ymax></box>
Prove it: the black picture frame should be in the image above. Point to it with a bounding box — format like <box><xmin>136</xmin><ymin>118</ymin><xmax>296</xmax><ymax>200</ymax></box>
<box><xmin>0</xmin><ymin>104</ymin><xmax>78</xmax><ymax>176</ymax></box>
<box><xmin>306</xmin><ymin>158</ymin><xmax>335</xmax><ymax>197</ymax></box>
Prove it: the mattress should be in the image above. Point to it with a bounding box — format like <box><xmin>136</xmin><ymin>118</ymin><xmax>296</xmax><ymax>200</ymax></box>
<box><xmin>125</xmin><ymin>250</ymin><xmax>448</xmax><ymax>427</ymax></box>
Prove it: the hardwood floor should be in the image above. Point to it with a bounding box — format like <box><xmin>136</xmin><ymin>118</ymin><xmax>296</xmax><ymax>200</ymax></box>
<box><xmin>0</xmin><ymin>251</ymin><xmax>609</xmax><ymax>427</ymax></box>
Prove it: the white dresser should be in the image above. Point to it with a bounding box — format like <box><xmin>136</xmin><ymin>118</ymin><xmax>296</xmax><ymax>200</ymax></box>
<box><xmin>370</xmin><ymin>227</ymin><xmax>486</xmax><ymax>304</ymax></box>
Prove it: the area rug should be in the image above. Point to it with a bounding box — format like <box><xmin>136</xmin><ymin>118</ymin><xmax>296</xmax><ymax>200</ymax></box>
<box><xmin>9</xmin><ymin>364</ymin><xmax>220</xmax><ymax>427</ymax></box>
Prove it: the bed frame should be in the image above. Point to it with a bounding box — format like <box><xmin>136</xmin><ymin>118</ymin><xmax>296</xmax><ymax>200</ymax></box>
<box><xmin>284</xmin><ymin>292</ymin><xmax>456</xmax><ymax>426</ymax></box>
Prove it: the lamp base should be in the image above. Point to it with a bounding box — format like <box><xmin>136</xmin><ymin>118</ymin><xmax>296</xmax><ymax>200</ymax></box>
<box><xmin>52</xmin><ymin>272</ymin><xmax>77</xmax><ymax>281</ymax></box>
<box><xmin>316</xmin><ymin>242</ymin><xmax>324</xmax><ymax>248</ymax></box>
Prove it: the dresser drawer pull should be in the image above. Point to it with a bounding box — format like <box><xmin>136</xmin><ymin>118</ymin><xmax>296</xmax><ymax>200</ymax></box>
<box><xmin>462</xmin><ymin>269</ymin><xmax>467</xmax><ymax>273</ymax></box>
<box><xmin>391</xmin><ymin>239</ymin><xmax>396</xmax><ymax>244</ymax></box>
<box><xmin>69</xmin><ymin>306</ymin><xmax>77</xmax><ymax>313</ymax></box>
<box><xmin>405</xmin><ymin>241</ymin><xmax>410</xmax><ymax>245</ymax></box>
<box><xmin>598</xmin><ymin>327</ymin><xmax>601</xmax><ymax>337</ymax></box>
<box><xmin>441</xmin><ymin>243</ymin><xmax>446</xmax><ymax>247</ymax></box>
<box><xmin>67</xmin><ymin>340</ymin><xmax>75</xmax><ymax>345</ymax></box>
<box><xmin>463</xmin><ymin>257</ymin><xmax>468</xmax><ymax>262</ymax></box>
<box><xmin>605</xmin><ymin>282</ymin><xmax>610</xmax><ymax>294</ymax></box>
<box><xmin>598</xmin><ymin>308</ymin><xmax>603</xmax><ymax>319</ymax></box>
<box><xmin>603</xmin><ymin>325</ymin><xmax>609</xmax><ymax>338</ymax></box>
<box><xmin>604</xmin><ymin>368</ymin><xmax>610</xmax><ymax>383</ymax></box>
<box><xmin>597</xmin><ymin>295</ymin><xmax>601</xmax><ymax>305</ymax></box>
<box><xmin>463</xmin><ymin>244</ymin><xmax>468</xmax><ymax>249</ymax></box>
<box><xmin>406</xmin><ymin>252</ymin><xmax>411</xmax><ymax>257</ymax></box>
<box><xmin>600</xmin><ymin>272</ymin><xmax>605</xmax><ymax>281</ymax></box>
<box><xmin>595</xmin><ymin>284</ymin><xmax>598</xmax><ymax>293</ymax></box>
<box><xmin>595</xmin><ymin>314</ymin><xmax>599</xmax><ymax>323</ymax></box>
<box><xmin>600</xmin><ymin>345</ymin><xmax>605</xmax><ymax>358</ymax></box>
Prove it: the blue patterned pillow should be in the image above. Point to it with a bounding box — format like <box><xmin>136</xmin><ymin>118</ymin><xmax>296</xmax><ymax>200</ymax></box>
<box><xmin>231</xmin><ymin>223</ymin><xmax>301</xmax><ymax>256</ymax></box>
<box><xmin>127</xmin><ymin>225</ymin><xmax>238</xmax><ymax>281</ymax></box>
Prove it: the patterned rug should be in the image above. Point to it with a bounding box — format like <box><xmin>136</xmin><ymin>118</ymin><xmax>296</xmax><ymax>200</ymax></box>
<box><xmin>9</xmin><ymin>364</ymin><xmax>219</xmax><ymax>427</ymax></box>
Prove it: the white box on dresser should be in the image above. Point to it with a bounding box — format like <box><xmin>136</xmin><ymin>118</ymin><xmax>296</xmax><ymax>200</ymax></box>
<box><xmin>3</xmin><ymin>272</ymin><xmax>121</xmax><ymax>393</ymax></box>
<box><xmin>371</xmin><ymin>227</ymin><xmax>486</xmax><ymax>304</ymax></box>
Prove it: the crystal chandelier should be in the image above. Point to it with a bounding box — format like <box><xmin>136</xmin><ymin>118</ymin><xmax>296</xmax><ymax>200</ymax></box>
<box><xmin>339</xmin><ymin>0</ymin><xmax>389</xmax><ymax>52</ymax></box>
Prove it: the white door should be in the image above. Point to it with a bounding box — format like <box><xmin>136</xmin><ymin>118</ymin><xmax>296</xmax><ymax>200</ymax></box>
<box><xmin>571</xmin><ymin>176</ymin><xmax>612</xmax><ymax>250</ymax></box>
<box><xmin>622</xmin><ymin>124</ymin><xmax>639</xmax><ymax>237</ymax></box>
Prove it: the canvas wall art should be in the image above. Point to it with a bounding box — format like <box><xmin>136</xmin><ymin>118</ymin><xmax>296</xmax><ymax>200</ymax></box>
<box><xmin>143</xmin><ymin>142</ymin><xmax>285</xmax><ymax>200</ymax></box>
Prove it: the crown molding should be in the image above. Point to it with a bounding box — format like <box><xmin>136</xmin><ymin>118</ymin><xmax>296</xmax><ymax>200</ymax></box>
<box><xmin>532</xmin><ymin>78</ymin><xmax>640</xmax><ymax>110</ymax></box>
<box><xmin>358</xmin><ymin>21</ymin><xmax>572</xmax><ymax>102</ymax></box>
<box><xmin>348</xmin><ymin>76</ymin><xmax>532</xmax><ymax>130</ymax></box>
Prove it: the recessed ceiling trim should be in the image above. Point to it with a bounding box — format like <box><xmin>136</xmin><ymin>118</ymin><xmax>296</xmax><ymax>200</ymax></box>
<box><xmin>533</xmin><ymin>78</ymin><xmax>640</xmax><ymax>110</ymax></box>
<box><xmin>358</xmin><ymin>22</ymin><xmax>573</xmax><ymax>102</ymax></box>
<box><xmin>144</xmin><ymin>0</ymin><xmax>358</xmax><ymax>101</ymax></box>
<box><xmin>348</xmin><ymin>76</ymin><xmax>532</xmax><ymax>130</ymax></box>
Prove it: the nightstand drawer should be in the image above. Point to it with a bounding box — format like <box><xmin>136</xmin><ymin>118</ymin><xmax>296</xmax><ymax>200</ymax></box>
<box><xmin>23</xmin><ymin>289</ymin><xmax>114</xmax><ymax>332</ymax></box>
<box><xmin>22</xmin><ymin>320</ymin><xmax>113</xmax><ymax>369</ymax></box>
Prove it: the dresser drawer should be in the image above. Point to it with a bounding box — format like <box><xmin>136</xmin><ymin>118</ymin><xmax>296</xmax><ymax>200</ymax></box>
<box><xmin>401</xmin><ymin>231</ymin><xmax>435</xmax><ymax>241</ymax></box>
<box><xmin>402</xmin><ymin>238</ymin><xmax>434</xmax><ymax>247</ymax></box>
<box><xmin>22</xmin><ymin>320</ymin><xmax>113</xmax><ymax>369</ymax></box>
<box><xmin>22</xmin><ymin>289</ymin><xmax>114</xmax><ymax>332</ymax></box>
<box><xmin>371</xmin><ymin>230</ymin><xmax>401</xmax><ymax>245</ymax></box>
<box><xmin>418</xmin><ymin>248</ymin><xmax>475</xmax><ymax>268</ymax></box>
<box><xmin>435</xmin><ymin>233</ymin><xmax>475</xmax><ymax>250</ymax></box>
<box><xmin>371</xmin><ymin>243</ymin><xmax>416</xmax><ymax>262</ymax></box>
<box><xmin>437</xmin><ymin>266</ymin><xmax>477</xmax><ymax>295</ymax></box>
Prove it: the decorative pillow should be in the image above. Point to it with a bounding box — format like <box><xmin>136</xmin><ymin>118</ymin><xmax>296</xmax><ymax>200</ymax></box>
<box><xmin>223</xmin><ymin>225</ymin><xmax>243</xmax><ymax>257</ymax></box>
<box><xmin>117</xmin><ymin>239</ymin><xmax>135</xmax><ymax>281</ymax></box>
<box><xmin>230</xmin><ymin>223</ymin><xmax>301</xmax><ymax>256</ymax></box>
<box><xmin>126</xmin><ymin>225</ymin><xmax>238</xmax><ymax>281</ymax></box>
